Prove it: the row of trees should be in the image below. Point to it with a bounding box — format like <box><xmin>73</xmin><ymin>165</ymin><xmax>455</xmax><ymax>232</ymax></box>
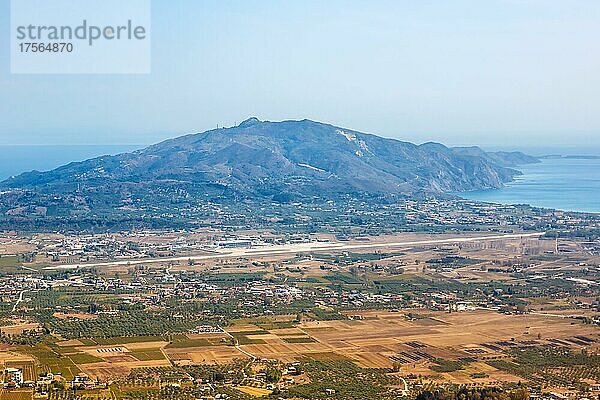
<box><xmin>416</xmin><ymin>388</ymin><xmax>529</xmax><ymax>400</ymax></box>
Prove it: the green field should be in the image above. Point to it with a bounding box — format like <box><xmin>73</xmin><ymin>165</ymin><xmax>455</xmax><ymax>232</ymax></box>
<box><xmin>18</xmin><ymin>343</ymin><xmax>80</xmax><ymax>380</ymax></box>
<box><xmin>129</xmin><ymin>349</ymin><xmax>166</xmax><ymax>361</ymax></box>
<box><xmin>165</xmin><ymin>333</ymin><xmax>230</xmax><ymax>349</ymax></box>
<box><xmin>283</xmin><ymin>337</ymin><xmax>317</xmax><ymax>344</ymax></box>
<box><xmin>93</xmin><ymin>335</ymin><xmax>164</xmax><ymax>345</ymax></box>
<box><xmin>68</xmin><ymin>353</ymin><xmax>104</xmax><ymax>364</ymax></box>
<box><xmin>0</xmin><ymin>255</ymin><xmax>23</xmax><ymax>275</ymax></box>
<box><xmin>0</xmin><ymin>255</ymin><xmax>19</xmax><ymax>267</ymax></box>
<box><xmin>230</xmin><ymin>331</ymin><xmax>268</xmax><ymax>345</ymax></box>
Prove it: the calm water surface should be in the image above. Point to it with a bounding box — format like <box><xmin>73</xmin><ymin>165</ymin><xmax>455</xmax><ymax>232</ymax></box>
<box><xmin>0</xmin><ymin>145</ymin><xmax>141</xmax><ymax>181</ymax></box>
<box><xmin>460</xmin><ymin>157</ymin><xmax>600</xmax><ymax>213</ymax></box>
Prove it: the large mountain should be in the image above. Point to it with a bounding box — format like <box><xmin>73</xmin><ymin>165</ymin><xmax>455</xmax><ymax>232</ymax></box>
<box><xmin>0</xmin><ymin>118</ymin><xmax>536</xmax><ymax>214</ymax></box>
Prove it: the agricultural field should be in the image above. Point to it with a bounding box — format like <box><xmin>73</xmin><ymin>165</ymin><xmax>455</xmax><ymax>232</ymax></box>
<box><xmin>7</xmin><ymin>309</ymin><xmax>590</xmax><ymax>389</ymax></box>
<box><xmin>0</xmin><ymin>231</ymin><xmax>598</xmax><ymax>399</ymax></box>
<box><xmin>0</xmin><ymin>389</ymin><xmax>33</xmax><ymax>400</ymax></box>
<box><xmin>235</xmin><ymin>386</ymin><xmax>272</xmax><ymax>397</ymax></box>
<box><xmin>0</xmin><ymin>321</ymin><xmax>41</xmax><ymax>337</ymax></box>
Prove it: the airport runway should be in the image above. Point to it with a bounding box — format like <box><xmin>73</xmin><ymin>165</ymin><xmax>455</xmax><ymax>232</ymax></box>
<box><xmin>44</xmin><ymin>231</ymin><xmax>545</xmax><ymax>270</ymax></box>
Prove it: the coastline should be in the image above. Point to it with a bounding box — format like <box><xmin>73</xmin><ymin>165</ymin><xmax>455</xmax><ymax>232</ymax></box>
<box><xmin>459</xmin><ymin>157</ymin><xmax>600</xmax><ymax>214</ymax></box>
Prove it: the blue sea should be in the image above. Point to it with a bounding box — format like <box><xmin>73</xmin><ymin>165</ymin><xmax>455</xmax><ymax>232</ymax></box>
<box><xmin>460</xmin><ymin>154</ymin><xmax>600</xmax><ymax>214</ymax></box>
<box><xmin>0</xmin><ymin>145</ymin><xmax>141</xmax><ymax>181</ymax></box>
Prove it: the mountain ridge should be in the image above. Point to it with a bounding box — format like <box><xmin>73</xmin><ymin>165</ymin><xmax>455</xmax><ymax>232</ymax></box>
<box><xmin>0</xmin><ymin>118</ymin><xmax>538</xmax><ymax>217</ymax></box>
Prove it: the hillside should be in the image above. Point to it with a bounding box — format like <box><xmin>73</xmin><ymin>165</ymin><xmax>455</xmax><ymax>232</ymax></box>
<box><xmin>1</xmin><ymin>118</ymin><xmax>531</xmax><ymax>195</ymax></box>
<box><xmin>0</xmin><ymin>118</ymin><xmax>538</xmax><ymax>227</ymax></box>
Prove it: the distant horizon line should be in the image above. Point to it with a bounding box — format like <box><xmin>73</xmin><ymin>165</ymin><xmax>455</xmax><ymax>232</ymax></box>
<box><xmin>2</xmin><ymin>118</ymin><xmax>599</xmax><ymax>150</ymax></box>
<box><xmin>0</xmin><ymin>143</ymin><xmax>598</xmax><ymax>151</ymax></box>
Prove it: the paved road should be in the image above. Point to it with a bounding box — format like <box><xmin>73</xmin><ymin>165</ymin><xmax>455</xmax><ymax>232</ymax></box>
<box><xmin>44</xmin><ymin>232</ymin><xmax>545</xmax><ymax>270</ymax></box>
<box><xmin>12</xmin><ymin>290</ymin><xmax>25</xmax><ymax>313</ymax></box>
<box><xmin>220</xmin><ymin>326</ymin><xmax>257</xmax><ymax>361</ymax></box>
<box><xmin>530</xmin><ymin>311</ymin><xmax>588</xmax><ymax>319</ymax></box>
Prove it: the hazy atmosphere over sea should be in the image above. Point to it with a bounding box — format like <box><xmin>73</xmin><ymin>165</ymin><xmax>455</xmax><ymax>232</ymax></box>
<box><xmin>1</xmin><ymin>1</ymin><xmax>599</xmax><ymax>149</ymax></box>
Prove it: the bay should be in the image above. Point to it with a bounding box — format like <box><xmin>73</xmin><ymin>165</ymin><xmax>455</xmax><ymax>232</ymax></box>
<box><xmin>459</xmin><ymin>156</ymin><xmax>600</xmax><ymax>213</ymax></box>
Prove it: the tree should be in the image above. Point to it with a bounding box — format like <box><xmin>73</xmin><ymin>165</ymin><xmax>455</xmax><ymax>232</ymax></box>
<box><xmin>265</xmin><ymin>367</ymin><xmax>282</xmax><ymax>383</ymax></box>
<box><xmin>509</xmin><ymin>388</ymin><xmax>529</xmax><ymax>400</ymax></box>
<box><xmin>88</xmin><ymin>303</ymin><xmax>99</xmax><ymax>314</ymax></box>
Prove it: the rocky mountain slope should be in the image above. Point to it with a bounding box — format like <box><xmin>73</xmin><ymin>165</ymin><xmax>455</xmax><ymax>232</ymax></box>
<box><xmin>1</xmin><ymin>118</ymin><xmax>535</xmax><ymax>204</ymax></box>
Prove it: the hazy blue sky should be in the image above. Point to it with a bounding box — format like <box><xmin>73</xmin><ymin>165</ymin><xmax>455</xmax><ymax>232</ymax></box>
<box><xmin>0</xmin><ymin>0</ymin><xmax>599</xmax><ymax>148</ymax></box>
